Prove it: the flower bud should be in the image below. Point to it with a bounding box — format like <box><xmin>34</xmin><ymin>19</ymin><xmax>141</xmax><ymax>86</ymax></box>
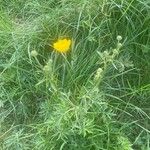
<box><xmin>31</xmin><ymin>50</ymin><xmax>38</xmax><ymax>57</ymax></box>
<box><xmin>113</xmin><ymin>49</ymin><xmax>119</xmax><ymax>55</ymax></box>
<box><xmin>97</xmin><ymin>68</ymin><xmax>103</xmax><ymax>74</ymax></box>
<box><xmin>47</xmin><ymin>59</ymin><xmax>53</xmax><ymax>66</ymax></box>
<box><xmin>117</xmin><ymin>35</ymin><xmax>122</xmax><ymax>41</ymax></box>
<box><xmin>43</xmin><ymin>65</ymin><xmax>50</xmax><ymax>73</ymax></box>
<box><xmin>117</xmin><ymin>43</ymin><xmax>122</xmax><ymax>49</ymax></box>
<box><xmin>94</xmin><ymin>68</ymin><xmax>103</xmax><ymax>81</ymax></box>
<box><xmin>103</xmin><ymin>51</ymin><xmax>109</xmax><ymax>56</ymax></box>
<box><xmin>102</xmin><ymin>51</ymin><xmax>110</xmax><ymax>59</ymax></box>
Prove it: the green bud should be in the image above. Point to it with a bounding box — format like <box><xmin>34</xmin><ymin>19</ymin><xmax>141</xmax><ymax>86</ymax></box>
<box><xmin>117</xmin><ymin>43</ymin><xmax>122</xmax><ymax>49</ymax></box>
<box><xmin>47</xmin><ymin>59</ymin><xmax>53</xmax><ymax>66</ymax></box>
<box><xmin>43</xmin><ymin>65</ymin><xmax>50</xmax><ymax>73</ymax></box>
<box><xmin>94</xmin><ymin>68</ymin><xmax>103</xmax><ymax>81</ymax></box>
<box><xmin>103</xmin><ymin>51</ymin><xmax>109</xmax><ymax>56</ymax></box>
<box><xmin>31</xmin><ymin>50</ymin><xmax>38</xmax><ymax>57</ymax></box>
<box><xmin>117</xmin><ymin>35</ymin><xmax>122</xmax><ymax>41</ymax></box>
<box><xmin>102</xmin><ymin>51</ymin><xmax>110</xmax><ymax>59</ymax></box>
<box><xmin>113</xmin><ymin>49</ymin><xmax>119</xmax><ymax>55</ymax></box>
<box><xmin>97</xmin><ymin>68</ymin><xmax>103</xmax><ymax>74</ymax></box>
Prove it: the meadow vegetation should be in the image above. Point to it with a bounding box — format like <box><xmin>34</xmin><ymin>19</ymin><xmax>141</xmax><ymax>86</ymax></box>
<box><xmin>0</xmin><ymin>0</ymin><xmax>150</xmax><ymax>149</ymax></box>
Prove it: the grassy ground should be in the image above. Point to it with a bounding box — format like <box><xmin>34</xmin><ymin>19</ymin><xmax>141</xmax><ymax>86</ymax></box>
<box><xmin>0</xmin><ymin>0</ymin><xmax>150</xmax><ymax>149</ymax></box>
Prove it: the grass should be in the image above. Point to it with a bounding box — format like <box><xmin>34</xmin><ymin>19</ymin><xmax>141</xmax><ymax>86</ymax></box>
<box><xmin>0</xmin><ymin>0</ymin><xmax>150</xmax><ymax>149</ymax></box>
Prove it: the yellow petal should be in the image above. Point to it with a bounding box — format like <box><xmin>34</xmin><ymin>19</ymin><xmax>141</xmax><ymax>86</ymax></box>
<box><xmin>53</xmin><ymin>39</ymin><xmax>71</xmax><ymax>53</ymax></box>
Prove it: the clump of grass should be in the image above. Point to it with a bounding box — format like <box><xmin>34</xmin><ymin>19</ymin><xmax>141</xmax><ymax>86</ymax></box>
<box><xmin>0</xmin><ymin>0</ymin><xmax>150</xmax><ymax>149</ymax></box>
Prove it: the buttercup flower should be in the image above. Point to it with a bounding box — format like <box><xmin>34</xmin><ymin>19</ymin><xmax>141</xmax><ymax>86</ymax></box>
<box><xmin>53</xmin><ymin>38</ymin><xmax>71</xmax><ymax>53</ymax></box>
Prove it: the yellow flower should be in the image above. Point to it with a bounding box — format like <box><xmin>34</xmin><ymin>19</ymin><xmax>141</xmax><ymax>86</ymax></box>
<box><xmin>53</xmin><ymin>39</ymin><xmax>71</xmax><ymax>53</ymax></box>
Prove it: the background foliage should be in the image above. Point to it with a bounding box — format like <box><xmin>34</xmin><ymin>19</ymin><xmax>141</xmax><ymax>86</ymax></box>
<box><xmin>0</xmin><ymin>0</ymin><xmax>150</xmax><ymax>149</ymax></box>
